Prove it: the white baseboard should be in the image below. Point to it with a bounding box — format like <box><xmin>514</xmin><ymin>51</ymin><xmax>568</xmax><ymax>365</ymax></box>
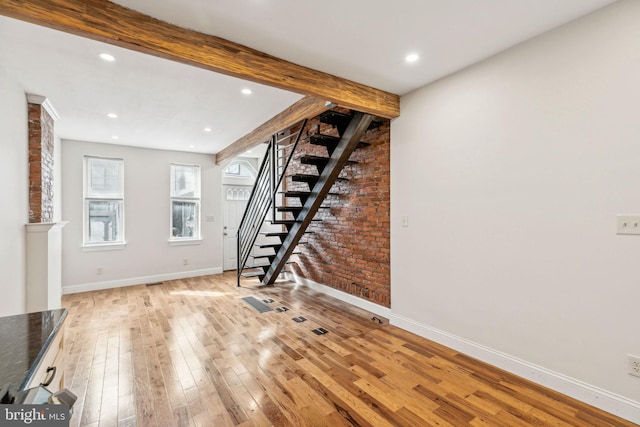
<box><xmin>285</xmin><ymin>272</ymin><xmax>392</xmax><ymax>319</ymax></box>
<box><xmin>390</xmin><ymin>314</ymin><xmax>640</xmax><ymax>424</ymax></box>
<box><xmin>62</xmin><ymin>267</ymin><xmax>223</xmax><ymax>294</ymax></box>
<box><xmin>286</xmin><ymin>273</ymin><xmax>640</xmax><ymax>424</ymax></box>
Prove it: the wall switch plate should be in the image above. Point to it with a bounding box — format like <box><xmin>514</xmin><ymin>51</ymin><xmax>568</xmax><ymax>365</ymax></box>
<box><xmin>402</xmin><ymin>216</ymin><xmax>409</xmax><ymax>227</ymax></box>
<box><xmin>616</xmin><ymin>215</ymin><xmax>640</xmax><ymax>235</ymax></box>
<box><xmin>629</xmin><ymin>354</ymin><xmax>640</xmax><ymax>378</ymax></box>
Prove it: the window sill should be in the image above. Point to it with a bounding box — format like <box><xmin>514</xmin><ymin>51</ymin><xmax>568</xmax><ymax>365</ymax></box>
<box><xmin>82</xmin><ymin>242</ymin><xmax>127</xmax><ymax>252</ymax></box>
<box><xmin>168</xmin><ymin>238</ymin><xmax>202</xmax><ymax>246</ymax></box>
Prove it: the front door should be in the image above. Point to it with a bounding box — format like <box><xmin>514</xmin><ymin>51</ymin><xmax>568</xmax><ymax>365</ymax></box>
<box><xmin>223</xmin><ymin>185</ymin><xmax>251</xmax><ymax>270</ymax></box>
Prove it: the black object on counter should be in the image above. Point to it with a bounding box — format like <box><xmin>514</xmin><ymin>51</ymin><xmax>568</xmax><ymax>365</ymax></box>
<box><xmin>0</xmin><ymin>309</ymin><xmax>67</xmax><ymax>393</ymax></box>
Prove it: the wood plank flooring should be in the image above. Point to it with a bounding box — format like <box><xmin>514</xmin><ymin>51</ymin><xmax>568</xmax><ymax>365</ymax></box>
<box><xmin>61</xmin><ymin>272</ymin><xmax>636</xmax><ymax>426</ymax></box>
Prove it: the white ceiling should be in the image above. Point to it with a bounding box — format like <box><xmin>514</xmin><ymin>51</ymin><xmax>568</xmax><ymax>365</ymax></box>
<box><xmin>0</xmin><ymin>0</ymin><xmax>616</xmax><ymax>155</ymax></box>
<box><xmin>0</xmin><ymin>16</ymin><xmax>302</xmax><ymax>156</ymax></box>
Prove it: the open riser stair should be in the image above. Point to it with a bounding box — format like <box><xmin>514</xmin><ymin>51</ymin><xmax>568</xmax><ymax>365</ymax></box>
<box><xmin>237</xmin><ymin>111</ymin><xmax>377</xmax><ymax>286</ymax></box>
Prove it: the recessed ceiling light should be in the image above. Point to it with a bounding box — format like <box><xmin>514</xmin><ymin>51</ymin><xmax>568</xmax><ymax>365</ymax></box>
<box><xmin>203</xmin><ymin>127</ymin><xmax>212</xmax><ymax>132</ymax></box>
<box><xmin>405</xmin><ymin>53</ymin><xmax>419</xmax><ymax>63</ymax></box>
<box><xmin>247</xmin><ymin>150</ymin><xmax>253</xmax><ymax>154</ymax></box>
<box><xmin>241</xmin><ymin>88</ymin><xmax>252</xmax><ymax>95</ymax></box>
<box><xmin>111</xmin><ymin>135</ymin><xmax>119</xmax><ymax>140</ymax></box>
<box><xmin>99</xmin><ymin>53</ymin><xmax>116</xmax><ymax>62</ymax></box>
<box><xmin>188</xmin><ymin>144</ymin><xmax>195</xmax><ymax>148</ymax></box>
<box><xmin>107</xmin><ymin>113</ymin><xmax>118</xmax><ymax>119</ymax></box>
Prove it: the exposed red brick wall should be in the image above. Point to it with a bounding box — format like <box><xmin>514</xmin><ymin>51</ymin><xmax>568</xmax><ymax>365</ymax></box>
<box><xmin>28</xmin><ymin>103</ymin><xmax>55</xmax><ymax>223</ymax></box>
<box><xmin>287</xmin><ymin>112</ymin><xmax>391</xmax><ymax>307</ymax></box>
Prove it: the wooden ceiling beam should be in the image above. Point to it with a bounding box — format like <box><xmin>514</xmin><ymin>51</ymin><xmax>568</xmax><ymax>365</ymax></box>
<box><xmin>0</xmin><ymin>0</ymin><xmax>400</xmax><ymax>119</ymax></box>
<box><xmin>216</xmin><ymin>96</ymin><xmax>330</xmax><ymax>164</ymax></box>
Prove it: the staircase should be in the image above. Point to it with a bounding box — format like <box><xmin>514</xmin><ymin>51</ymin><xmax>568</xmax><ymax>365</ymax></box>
<box><xmin>237</xmin><ymin>111</ymin><xmax>375</xmax><ymax>287</ymax></box>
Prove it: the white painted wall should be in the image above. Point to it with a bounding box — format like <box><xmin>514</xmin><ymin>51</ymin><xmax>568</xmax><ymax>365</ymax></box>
<box><xmin>0</xmin><ymin>64</ymin><xmax>28</xmax><ymax>316</ymax></box>
<box><xmin>61</xmin><ymin>140</ymin><xmax>223</xmax><ymax>293</ymax></box>
<box><xmin>391</xmin><ymin>0</ymin><xmax>640</xmax><ymax>419</ymax></box>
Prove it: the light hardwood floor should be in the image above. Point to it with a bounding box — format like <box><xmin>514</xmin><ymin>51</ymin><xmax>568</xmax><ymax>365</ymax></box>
<box><xmin>61</xmin><ymin>272</ymin><xmax>635</xmax><ymax>426</ymax></box>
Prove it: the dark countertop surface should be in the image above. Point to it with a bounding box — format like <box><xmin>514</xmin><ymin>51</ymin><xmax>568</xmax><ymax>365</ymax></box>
<box><xmin>0</xmin><ymin>308</ymin><xmax>67</xmax><ymax>391</ymax></box>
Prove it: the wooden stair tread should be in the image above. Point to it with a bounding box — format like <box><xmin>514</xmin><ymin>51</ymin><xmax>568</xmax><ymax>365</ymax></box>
<box><xmin>289</xmin><ymin>173</ymin><xmax>348</xmax><ymax>182</ymax></box>
<box><xmin>280</xmin><ymin>191</ymin><xmax>340</xmax><ymax>197</ymax></box>
<box><xmin>241</xmin><ymin>271</ymin><xmax>265</xmax><ymax>278</ymax></box>
<box><xmin>309</xmin><ymin>134</ymin><xmax>370</xmax><ymax>149</ymax></box>
<box><xmin>269</xmin><ymin>220</ymin><xmax>299</xmax><ymax>225</ymax></box>
<box><xmin>260</xmin><ymin>231</ymin><xmax>289</xmax><ymax>237</ymax></box>
<box><xmin>277</xmin><ymin>206</ymin><xmax>303</xmax><ymax>212</ymax></box>
<box><xmin>320</xmin><ymin>111</ymin><xmax>382</xmax><ymax>132</ymax></box>
<box><xmin>244</xmin><ymin>264</ymin><xmax>268</xmax><ymax>269</ymax></box>
<box><xmin>254</xmin><ymin>243</ymin><xmax>282</xmax><ymax>248</ymax></box>
<box><xmin>275</xmin><ymin>206</ymin><xmax>327</xmax><ymax>211</ymax></box>
<box><xmin>299</xmin><ymin>154</ymin><xmax>357</xmax><ymax>165</ymax></box>
<box><xmin>288</xmin><ymin>173</ymin><xmax>319</xmax><ymax>179</ymax></box>
<box><xmin>269</xmin><ymin>219</ymin><xmax>321</xmax><ymax>225</ymax></box>
<box><xmin>280</xmin><ymin>191</ymin><xmax>310</xmax><ymax>197</ymax></box>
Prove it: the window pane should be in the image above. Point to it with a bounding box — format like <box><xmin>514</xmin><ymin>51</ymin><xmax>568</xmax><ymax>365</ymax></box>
<box><xmin>172</xmin><ymin>165</ymin><xmax>197</xmax><ymax>198</ymax></box>
<box><xmin>224</xmin><ymin>162</ymin><xmax>256</xmax><ymax>179</ymax></box>
<box><xmin>89</xmin><ymin>158</ymin><xmax>122</xmax><ymax>196</ymax></box>
<box><xmin>225</xmin><ymin>164</ymin><xmax>240</xmax><ymax>175</ymax></box>
<box><xmin>88</xmin><ymin>200</ymin><xmax>122</xmax><ymax>243</ymax></box>
<box><xmin>172</xmin><ymin>201</ymin><xmax>198</xmax><ymax>238</ymax></box>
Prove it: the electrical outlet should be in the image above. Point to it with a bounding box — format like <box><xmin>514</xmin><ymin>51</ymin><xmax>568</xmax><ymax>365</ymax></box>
<box><xmin>628</xmin><ymin>354</ymin><xmax>640</xmax><ymax>378</ymax></box>
<box><xmin>96</xmin><ymin>267</ymin><xmax>103</xmax><ymax>275</ymax></box>
<box><xmin>183</xmin><ymin>258</ymin><xmax>189</xmax><ymax>266</ymax></box>
<box><xmin>617</xmin><ymin>215</ymin><xmax>640</xmax><ymax>235</ymax></box>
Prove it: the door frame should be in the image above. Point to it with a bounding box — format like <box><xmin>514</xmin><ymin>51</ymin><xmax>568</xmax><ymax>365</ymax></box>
<box><xmin>221</xmin><ymin>157</ymin><xmax>259</xmax><ymax>271</ymax></box>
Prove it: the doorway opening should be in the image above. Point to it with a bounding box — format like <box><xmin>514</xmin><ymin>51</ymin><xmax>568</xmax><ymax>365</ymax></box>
<box><xmin>222</xmin><ymin>158</ymin><xmax>258</xmax><ymax>270</ymax></box>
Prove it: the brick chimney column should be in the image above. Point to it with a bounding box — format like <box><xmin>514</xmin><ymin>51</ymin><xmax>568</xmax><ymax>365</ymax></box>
<box><xmin>27</xmin><ymin>94</ymin><xmax>58</xmax><ymax>223</ymax></box>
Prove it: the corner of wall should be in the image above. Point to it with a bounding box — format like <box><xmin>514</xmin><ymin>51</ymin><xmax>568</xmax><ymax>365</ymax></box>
<box><xmin>0</xmin><ymin>67</ymin><xmax>28</xmax><ymax>316</ymax></box>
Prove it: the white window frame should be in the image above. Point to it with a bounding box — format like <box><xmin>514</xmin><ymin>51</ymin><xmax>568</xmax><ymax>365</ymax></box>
<box><xmin>83</xmin><ymin>156</ymin><xmax>125</xmax><ymax>249</ymax></box>
<box><xmin>170</xmin><ymin>163</ymin><xmax>201</xmax><ymax>242</ymax></box>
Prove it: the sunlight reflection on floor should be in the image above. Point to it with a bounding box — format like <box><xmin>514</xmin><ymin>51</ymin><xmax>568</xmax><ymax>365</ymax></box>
<box><xmin>169</xmin><ymin>290</ymin><xmax>230</xmax><ymax>298</ymax></box>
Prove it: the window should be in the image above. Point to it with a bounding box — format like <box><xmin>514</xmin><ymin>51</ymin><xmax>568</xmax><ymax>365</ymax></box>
<box><xmin>223</xmin><ymin>160</ymin><xmax>256</xmax><ymax>179</ymax></box>
<box><xmin>84</xmin><ymin>156</ymin><xmax>124</xmax><ymax>246</ymax></box>
<box><xmin>170</xmin><ymin>163</ymin><xmax>200</xmax><ymax>240</ymax></box>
